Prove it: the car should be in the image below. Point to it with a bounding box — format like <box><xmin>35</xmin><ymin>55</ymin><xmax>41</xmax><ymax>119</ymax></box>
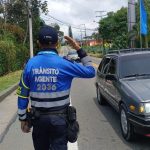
<box><xmin>95</xmin><ymin>49</ymin><xmax>150</xmax><ymax>141</ymax></box>
<box><xmin>66</xmin><ymin>50</ymin><xmax>80</xmax><ymax>62</ymax></box>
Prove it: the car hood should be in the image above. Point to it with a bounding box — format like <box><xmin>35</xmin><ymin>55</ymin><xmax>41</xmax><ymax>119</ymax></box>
<box><xmin>122</xmin><ymin>77</ymin><xmax>150</xmax><ymax>101</ymax></box>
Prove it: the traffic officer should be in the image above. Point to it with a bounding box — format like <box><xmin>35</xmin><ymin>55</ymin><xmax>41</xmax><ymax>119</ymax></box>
<box><xmin>17</xmin><ymin>25</ymin><xmax>95</xmax><ymax>150</ymax></box>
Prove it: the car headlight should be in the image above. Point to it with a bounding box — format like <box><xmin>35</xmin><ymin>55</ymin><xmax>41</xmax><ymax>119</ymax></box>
<box><xmin>139</xmin><ymin>103</ymin><xmax>150</xmax><ymax>114</ymax></box>
<box><xmin>144</xmin><ymin>103</ymin><xmax>150</xmax><ymax>113</ymax></box>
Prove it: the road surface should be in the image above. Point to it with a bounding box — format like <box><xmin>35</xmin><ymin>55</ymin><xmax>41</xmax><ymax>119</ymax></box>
<box><xmin>0</xmin><ymin>57</ymin><xmax>150</xmax><ymax>150</ymax></box>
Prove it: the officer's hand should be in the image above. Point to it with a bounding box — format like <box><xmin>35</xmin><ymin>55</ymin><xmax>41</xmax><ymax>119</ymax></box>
<box><xmin>64</xmin><ymin>36</ymin><xmax>81</xmax><ymax>51</ymax></box>
<box><xmin>21</xmin><ymin>121</ymin><xmax>31</xmax><ymax>133</ymax></box>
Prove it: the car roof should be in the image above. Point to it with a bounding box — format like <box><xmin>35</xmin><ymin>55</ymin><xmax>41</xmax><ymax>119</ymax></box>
<box><xmin>106</xmin><ymin>48</ymin><xmax>150</xmax><ymax>58</ymax></box>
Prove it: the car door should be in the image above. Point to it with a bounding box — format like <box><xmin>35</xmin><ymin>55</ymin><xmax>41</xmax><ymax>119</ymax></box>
<box><xmin>104</xmin><ymin>57</ymin><xmax>119</xmax><ymax>109</ymax></box>
<box><xmin>97</xmin><ymin>56</ymin><xmax>111</xmax><ymax>97</ymax></box>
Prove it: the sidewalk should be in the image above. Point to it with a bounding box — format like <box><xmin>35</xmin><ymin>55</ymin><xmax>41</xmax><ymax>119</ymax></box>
<box><xmin>0</xmin><ymin>89</ymin><xmax>78</xmax><ymax>150</ymax></box>
<box><xmin>0</xmin><ymin>91</ymin><xmax>17</xmax><ymax>143</ymax></box>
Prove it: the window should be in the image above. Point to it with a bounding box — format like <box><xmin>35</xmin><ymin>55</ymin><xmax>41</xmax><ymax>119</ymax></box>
<box><xmin>107</xmin><ymin>59</ymin><xmax>117</xmax><ymax>75</ymax></box>
<box><xmin>120</xmin><ymin>54</ymin><xmax>150</xmax><ymax>78</ymax></box>
<box><xmin>101</xmin><ymin>57</ymin><xmax>111</xmax><ymax>74</ymax></box>
<box><xmin>98</xmin><ymin>59</ymin><xmax>105</xmax><ymax>72</ymax></box>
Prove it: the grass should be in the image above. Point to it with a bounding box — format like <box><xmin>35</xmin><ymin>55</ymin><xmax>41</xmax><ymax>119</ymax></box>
<box><xmin>0</xmin><ymin>70</ymin><xmax>22</xmax><ymax>92</ymax></box>
<box><xmin>88</xmin><ymin>53</ymin><xmax>103</xmax><ymax>58</ymax></box>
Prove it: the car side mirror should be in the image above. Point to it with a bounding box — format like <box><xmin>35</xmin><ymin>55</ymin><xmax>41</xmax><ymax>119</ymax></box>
<box><xmin>105</xmin><ymin>74</ymin><xmax>117</xmax><ymax>81</ymax></box>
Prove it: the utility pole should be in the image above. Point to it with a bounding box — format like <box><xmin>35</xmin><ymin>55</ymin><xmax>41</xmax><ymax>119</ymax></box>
<box><xmin>80</xmin><ymin>24</ymin><xmax>87</xmax><ymax>46</ymax></box>
<box><xmin>27</xmin><ymin>0</ymin><xmax>33</xmax><ymax>58</ymax></box>
<box><xmin>128</xmin><ymin>0</ymin><xmax>136</xmax><ymax>48</ymax></box>
<box><xmin>95</xmin><ymin>11</ymin><xmax>106</xmax><ymax>55</ymax></box>
<box><xmin>2</xmin><ymin>0</ymin><xmax>7</xmax><ymax>26</ymax></box>
<box><xmin>95</xmin><ymin>11</ymin><xmax>106</xmax><ymax>20</ymax></box>
<box><xmin>83</xmin><ymin>24</ymin><xmax>87</xmax><ymax>46</ymax></box>
<box><xmin>80</xmin><ymin>27</ymin><xmax>83</xmax><ymax>47</ymax></box>
<box><xmin>83</xmin><ymin>24</ymin><xmax>87</xmax><ymax>38</ymax></box>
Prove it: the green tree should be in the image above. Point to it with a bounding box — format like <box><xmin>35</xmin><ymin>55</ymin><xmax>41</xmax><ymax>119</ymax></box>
<box><xmin>99</xmin><ymin>1</ymin><xmax>150</xmax><ymax>50</ymax></box>
<box><xmin>0</xmin><ymin>0</ymin><xmax>48</xmax><ymax>45</ymax></box>
<box><xmin>0</xmin><ymin>0</ymin><xmax>48</xmax><ymax>75</ymax></box>
<box><xmin>99</xmin><ymin>7</ymin><xmax>128</xmax><ymax>49</ymax></box>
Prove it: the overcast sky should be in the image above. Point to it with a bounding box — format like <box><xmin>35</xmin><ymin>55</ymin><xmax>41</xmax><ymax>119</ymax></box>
<box><xmin>42</xmin><ymin>0</ymin><xmax>128</xmax><ymax>39</ymax></box>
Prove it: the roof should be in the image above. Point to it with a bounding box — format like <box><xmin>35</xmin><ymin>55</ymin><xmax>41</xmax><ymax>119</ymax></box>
<box><xmin>106</xmin><ymin>48</ymin><xmax>150</xmax><ymax>57</ymax></box>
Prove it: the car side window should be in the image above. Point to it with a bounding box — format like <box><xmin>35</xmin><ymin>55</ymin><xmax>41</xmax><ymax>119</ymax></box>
<box><xmin>98</xmin><ymin>59</ymin><xmax>105</xmax><ymax>72</ymax></box>
<box><xmin>107</xmin><ymin>58</ymin><xmax>117</xmax><ymax>75</ymax></box>
<box><xmin>102</xmin><ymin>57</ymin><xmax>111</xmax><ymax>74</ymax></box>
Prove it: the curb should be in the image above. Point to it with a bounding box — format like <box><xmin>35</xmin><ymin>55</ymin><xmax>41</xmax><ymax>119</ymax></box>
<box><xmin>0</xmin><ymin>83</ymin><xmax>18</xmax><ymax>143</ymax></box>
<box><xmin>0</xmin><ymin>83</ymin><xmax>18</xmax><ymax>102</ymax></box>
<box><xmin>0</xmin><ymin>112</ymin><xmax>17</xmax><ymax>143</ymax></box>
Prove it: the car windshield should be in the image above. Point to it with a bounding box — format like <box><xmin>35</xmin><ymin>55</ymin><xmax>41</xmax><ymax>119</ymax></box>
<box><xmin>120</xmin><ymin>53</ymin><xmax>150</xmax><ymax>78</ymax></box>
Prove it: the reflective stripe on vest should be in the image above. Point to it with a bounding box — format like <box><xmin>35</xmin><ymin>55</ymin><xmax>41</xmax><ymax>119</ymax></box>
<box><xmin>30</xmin><ymin>89</ymin><xmax>70</xmax><ymax>99</ymax></box>
<box><xmin>31</xmin><ymin>97</ymin><xmax>70</xmax><ymax>108</ymax></box>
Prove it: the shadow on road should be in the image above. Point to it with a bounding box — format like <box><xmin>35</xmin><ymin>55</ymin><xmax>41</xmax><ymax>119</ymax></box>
<box><xmin>93</xmin><ymin>97</ymin><xmax>150</xmax><ymax>150</ymax></box>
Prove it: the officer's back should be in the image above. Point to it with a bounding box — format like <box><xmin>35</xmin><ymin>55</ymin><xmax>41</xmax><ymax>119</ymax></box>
<box><xmin>17</xmin><ymin>25</ymin><xmax>95</xmax><ymax>150</ymax></box>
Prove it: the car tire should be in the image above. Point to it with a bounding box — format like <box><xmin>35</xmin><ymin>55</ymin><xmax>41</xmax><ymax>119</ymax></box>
<box><xmin>96</xmin><ymin>86</ymin><xmax>105</xmax><ymax>105</ymax></box>
<box><xmin>120</xmin><ymin>104</ymin><xmax>135</xmax><ymax>141</ymax></box>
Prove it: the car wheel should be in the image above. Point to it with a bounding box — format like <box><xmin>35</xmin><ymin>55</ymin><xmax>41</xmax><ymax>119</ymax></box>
<box><xmin>120</xmin><ymin>104</ymin><xmax>135</xmax><ymax>141</ymax></box>
<box><xmin>96</xmin><ymin>86</ymin><xmax>105</xmax><ymax>105</ymax></box>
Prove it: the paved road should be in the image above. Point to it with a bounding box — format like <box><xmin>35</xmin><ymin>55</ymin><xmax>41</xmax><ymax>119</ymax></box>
<box><xmin>73</xmin><ymin>78</ymin><xmax>150</xmax><ymax>150</ymax></box>
<box><xmin>91</xmin><ymin>56</ymin><xmax>101</xmax><ymax>65</ymax></box>
<box><xmin>0</xmin><ymin>57</ymin><xmax>150</xmax><ymax>150</ymax></box>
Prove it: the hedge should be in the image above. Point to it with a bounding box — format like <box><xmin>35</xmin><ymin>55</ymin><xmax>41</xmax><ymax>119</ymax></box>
<box><xmin>0</xmin><ymin>40</ymin><xmax>16</xmax><ymax>75</ymax></box>
<box><xmin>0</xmin><ymin>24</ymin><xmax>29</xmax><ymax>76</ymax></box>
<box><xmin>0</xmin><ymin>40</ymin><xmax>29</xmax><ymax>76</ymax></box>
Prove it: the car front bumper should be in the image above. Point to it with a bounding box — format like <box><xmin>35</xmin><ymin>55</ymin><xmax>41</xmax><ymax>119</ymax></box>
<box><xmin>128</xmin><ymin>112</ymin><xmax>150</xmax><ymax>134</ymax></box>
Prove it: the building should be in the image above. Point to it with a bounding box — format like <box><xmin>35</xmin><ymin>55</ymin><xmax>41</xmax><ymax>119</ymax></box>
<box><xmin>77</xmin><ymin>37</ymin><xmax>102</xmax><ymax>47</ymax></box>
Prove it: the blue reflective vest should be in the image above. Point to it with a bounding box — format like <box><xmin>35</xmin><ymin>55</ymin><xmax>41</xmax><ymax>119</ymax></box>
<box><xmin>17</xmin><ymin>49</ymin><xmax>95</xmax><ymax>120</ymax></box>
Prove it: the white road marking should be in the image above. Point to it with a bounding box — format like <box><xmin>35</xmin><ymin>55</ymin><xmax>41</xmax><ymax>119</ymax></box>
<box><xmin>68</xmin><ymin>142</ymin><xmax>78</xmax><ymax>150</ymax></box>
<box><xmin>68</xmin><ymin>97</ymin><xmax>79</xmax><ymax>150</ymax></box>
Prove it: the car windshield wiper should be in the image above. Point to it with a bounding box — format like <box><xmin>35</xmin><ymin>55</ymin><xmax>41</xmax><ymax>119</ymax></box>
<box><xmin>124</xmin><ymin>74</ymin><xmax>150</xmax><ymax>78</ymax></box>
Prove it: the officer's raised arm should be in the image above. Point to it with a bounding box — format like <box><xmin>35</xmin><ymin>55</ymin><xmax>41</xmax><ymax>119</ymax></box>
<box><xmin>64</xmin><ymin>36</ymin><xmax>95</xmax><ymax>78</ymax></box>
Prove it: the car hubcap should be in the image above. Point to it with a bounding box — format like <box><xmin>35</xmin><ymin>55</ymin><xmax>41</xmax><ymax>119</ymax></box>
<box><xmin>121</xmin><ymin>109</ymin><xmax>128</xmax><ymax>135</ymax></box>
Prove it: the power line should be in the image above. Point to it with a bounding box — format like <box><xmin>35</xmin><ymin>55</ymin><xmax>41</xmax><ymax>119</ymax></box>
<box><xmin>42</xmin><ymin>14</ymin><xmax>96</xmax><ymax>31</ymax></box>
<box><xmin>42</xmin><ymin>16</ymin><xmax>65</xmax><ymax>26</ymax></box>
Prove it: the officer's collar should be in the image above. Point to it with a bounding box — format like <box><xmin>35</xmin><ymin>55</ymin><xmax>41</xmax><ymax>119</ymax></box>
<box><xmin>38</xmin><ymin>48</ymin><xmax>58</xmax><ymax>55</ymax></box>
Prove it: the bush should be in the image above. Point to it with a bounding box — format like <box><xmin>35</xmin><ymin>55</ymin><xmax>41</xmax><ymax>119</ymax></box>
<box><xmin>0</xmin><ymin>25</ymin><xmax>29</xmax><ymax>76</ymax></box>
<box><xmin>83</xmin><ymin>45</ymin><xmax>103</xmax><ymax>54</ymax></box>
<box><xmin>0</xmin><ymin>41</ymin><xmax>29</xmax><ymax>76</ymax></box>
<box><xmin>0</xmin><ymin>40</ymin><xmax>16</xmax><ymax>76</ymax></box>
<box><xmin>0</xmin><ymin>23</ymin><xmax>25</xmax><ymax>42</ymax></box>
<box><xmin>15</xmin><ymin>45</ymin><xmax>29</xmax><ymax>70</ymax></box>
